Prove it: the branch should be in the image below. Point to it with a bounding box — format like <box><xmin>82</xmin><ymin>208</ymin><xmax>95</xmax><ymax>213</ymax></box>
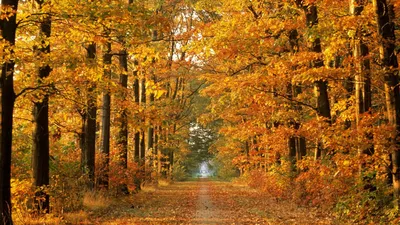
<box><xmin>247</xmin><ymin>5</ymin><xmax>261</xmax><ymax>19</ymax></box>
<box><xmin>252</xmin><ymin>86</ymin><xmax>318</xmax><ymax>112</ymax></box>
<box><xmin>230</xmin><ymin>61</ymin><xmax>267</xmax><ymax>76</ymax></box>
<box><xmin>186</xmin><ymin>81</ymin><xmax>207</xmax><ymax>99</ymax></box>
<box><xmin>15</xmin><ymin>84</ymin><xmax>54</xmax><ymax>98</ymax></box>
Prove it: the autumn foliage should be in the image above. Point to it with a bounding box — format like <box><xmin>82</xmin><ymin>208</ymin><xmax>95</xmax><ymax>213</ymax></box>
<box><xmin>2</xmin><ymin>0</ymin><xmax>400</xmax><ymax>224</ymax></box>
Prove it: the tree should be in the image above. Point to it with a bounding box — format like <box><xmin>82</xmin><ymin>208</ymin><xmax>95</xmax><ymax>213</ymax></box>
<box><xmin>99</xmin><ymin>41</ymin><xmax>112</xmax><ymax>189</ymax></box>
<box><xmin>350</xmin><ymin>0</ymin><xmax>374</xmax><ymax>190</ymax></box>
<box><xmin>373</xmin><ymin>0</ymin><xmax>400</xmax><ymax>205</ymax></box>
<box><xmin>295</xmin><ymin>0</ymin><xmax>331</xmax><ymax>159</ymax></box>
<box><xmin>0</xmin><ymin>0</ymin><xmax>19</xmax><ymax>223</ymax></box>
<box><xmin>32</xmin><ymin>0</ymin><xmax>52</xmax><ymax>213</ymax></box>
<box><xmin>117</xmin><ymin>44</ymin><xmax>129</xmax><ymax>194</ymax></box>
<box><xmin>83</xmin><ymin>43</ymin><xmax>97</xmax><ymax>190</ymax></box>
<box><xmin>184</xmin><ymin>122</ymin><xmax>216</xmax><ymax>176</ymax></box>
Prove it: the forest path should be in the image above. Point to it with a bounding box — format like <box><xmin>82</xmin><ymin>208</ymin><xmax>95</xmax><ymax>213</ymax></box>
<box><xmin>93</xmin><ymin>179</ymin><xmax>332</xmax><ymax>224</ymax></box>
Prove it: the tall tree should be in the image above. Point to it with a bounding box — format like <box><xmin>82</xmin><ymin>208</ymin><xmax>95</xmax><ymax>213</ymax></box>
<box><xmin>117</xmin><ymin>45</ymin><xmax>129</xmax><ymax>194</ymax></box>
<box><xmin>140</xmin><ymin>78</ymin><xmax>146</xmax><ymax>170</ymax></box>
<box><xmin>295</xmin><ymin>0</ymin><xmax>331</xmax><ymax>159</ymax></box>
<box><xmin>373</xmin><ymin>0</ymin><xmax>400</xmax><ymax>204</ymax></box>
<box><xmin>83</xmin><ymin>43</ymin><xmax>97</xmax><ymax>189</ymax></box>
<box><xmin>99</xmin><ymin>41</ymin><xmax>112</xmax><ymax>189</ymax></box>
<box><xmin>0</xmin><ymin>0</ymin><xmax>19</xmax><ymax>223</ymax></box>
<box><xmin>133</xmin><ymin>60</ymin><xmax>140</xmax><ymax>162</ymax></box>
<box><xmin>287</xmin><ymin>28</ymin><xmax>306</xmax><ymax>170</ymax></box>
<box><xmin>32</xmin><ymin>0</ymin><xmax>51</xmax><ymax>213</ymax></box>
<box><xmin>351</xmin><ymin>0</ymin><xmax>374</xmax><ymax>187</ymax></box>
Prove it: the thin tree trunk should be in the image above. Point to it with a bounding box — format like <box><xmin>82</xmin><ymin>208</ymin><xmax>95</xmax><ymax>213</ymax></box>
<box><xmin>80</xmin><ymin>112</ymin><xmax>86</xmax><ymax>169</ymax></box>
<box><xmin>133</xmin><ymin>63</ymin><xmax>140</xmax><ymax>163</ymax></box>
<box><xmin>0</xmin><ymin>0</ymin><xmax>18</xmax><ymax>223</ymax></box>
<box><xmin>99</xmin><ymin>41</ymin><xmax>112</xmax><ymax>189</ymax></box>
<box><xmin>148</xmin><ymin>88</ymin><xmax>155</xmax><ymax>176</ymax></box>
<box><xmin>140</xmin><ymin>78</ymin><xmax>146</xmax><ymax>170</ymax></box>
<box><xmin>132</xmin><ymin>64</ymin><xmax>141</xmax><ymax>189</ymax></box>
<box><xmin>32</xmin><ymin>0</ymin><xmax>51</xmax><ymax>212</ymax></box>
<box><xmin>161</xmin><ymin>126</ymin><xmax>169</xmax><ymax>177</ymax></box>
<box><xmin>148</xmin><ymin>126</ymin><xmax>154</xmax><ymax>162</ymax></box>
<box><xmin>287</xmin><ymin>83</ymin><xmax>297</xmax><ymax>171</ymax></box>
<box><xmin>156</xmin><ymin>126</ymin><xmax>162</xmax><ymax>177</ymax></box>
<box><xmin>169</xmin><ymin>150</ymin><xmax>174</xmax><ymax>178</ymax></box>
<box><xmin>296</xmin><ymin>137</ymin><xmax>306</xmax><ymax>161</ymax></box>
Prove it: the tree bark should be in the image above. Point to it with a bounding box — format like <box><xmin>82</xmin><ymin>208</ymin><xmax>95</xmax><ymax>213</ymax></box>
<box><xmin>288</xmin><ymin>136</ymin><xmax>297</xmax><ymax>171</ymax></box>
<box><xmin>373</xmin><ymin>0</ymin><xmax>400</xmax><ymax>205</ymax></box>
<box><xmin>83</xmin><ymin>43</ymin><xmax>97</xmax><ymax>190</ymax></box>
<box><xmin>296</xmin><ymin>137</ymin><xmax>306</xmax><ymax>162</ymax></box>
<box><xmin>288</xmin><ymin>29</ymin><xmax>307</xmax><ymax>167</ymax></box>
<box><xmin>351</xmin><ymin>0</ymin><xmax>374</xmax><ymax>188</ymax></box>
<box><xmin>0</xmin><ymin>0</ymin><xmax>18</xmax><ymax>223</ymax></box>
<box><xmin>131</xmin><ymin>62</ymin><xmax>141</xmax><ymax>189</ymax></box>
<box><xmin>147</xmin><ymin>90</ymin><xmax>155</xmax><ymax>176</ymax></box>
<box><xmin>140</xmin><ymin>78</ymin><xmax>146</xmax><ymax>171</ymax></box>
<box><xmin>296</xmin><ymin>2</ymin><xmax>331</xmax><ymax>159</ymax></box>
<box><xmin>117</xmin><ymin>51</ymin><xmax>128</xmax><ymax>164</ymax></box>
<box><xmin>156</xmin><ymin>126</ymin><xmax>162</xmax><ymax>177</ymax></box>
<box><xmin>133</xmin><ymin>62</ymin><xmax>140</xmax><ymax>162</ymax></box>
<box><xmin>99</xmin><ymin>41</ymin><xmax>112</xmax><ymax>189</ymax></box>
<box><xmin>32</xmin><ymin>0</ymin><xmax>51</xmax><ymax>213</ymax></box>
<box><xmin>117</xmin><ymin>49</ymin><xmax>129</xmax><ymax>194</ymax></box>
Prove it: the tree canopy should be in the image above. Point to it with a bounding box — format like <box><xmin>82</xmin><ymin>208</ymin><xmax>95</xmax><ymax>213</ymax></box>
<box><xmin>2</xmin><ymin>0</ymin><xmax>400</xmax><ymax>224</ymax></box>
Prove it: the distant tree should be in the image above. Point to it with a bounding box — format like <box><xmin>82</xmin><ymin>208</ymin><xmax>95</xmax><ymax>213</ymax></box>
<box><xmin>184</xmin><ymin>122</ymin><xmax>216</xmax><ymax>176</ymax></box>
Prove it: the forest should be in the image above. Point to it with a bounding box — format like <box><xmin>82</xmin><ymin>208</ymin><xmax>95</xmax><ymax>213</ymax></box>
<box><xmin>2</xmin><ymin>0</ymin><xmax>400</xmax><ymax>224</ymax></box>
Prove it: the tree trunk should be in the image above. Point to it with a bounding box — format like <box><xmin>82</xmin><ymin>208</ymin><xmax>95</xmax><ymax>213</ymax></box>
<box><xmin>80</xmin><ymin>112</ymin><xmax>86</xmax><ymax>169</ymax></box>
<box><xmin>133</xmin><ymin>63</ymin><xmax>140</xmax><ymax>164</ymax></box>
<box><xmin>296</xmin><ymin>137</ymin><xmax>306</xmax><ymax>161</ymax></box>
<box><xmin>99</xmin><ymin>42</ymin><xmax>112</xmax><ymax>189</ymax></box>
<box><xmin>297</xmin><ymin>2</ymin><xmax>331</xmax><ymax>159</ymax></box>
<box><xmin>140</xmin><ymin>78</ymin><xmax>146</xmax><ymax>171</ymax></box>
<box><xmin>169</xmin><ymin>150</ymin><xmax>174</xmax><ymax>178</ymax></box>
<box><xmin>0</xmin><ymin>0</ymin><xmax>18</xmax><ymax>223</ymax></box>
<box><xmin>288</xmin><ymin>136</ymin><xmax>297</xmax><ymax>171</ymax></box>
<box><xmin>156</xmin><ymin>126</ymin><xmax>162</xmax><ymax>177</ymax></box>
<box><xmin>32</xmin><ymin>0</ymin><xmax>51</xmax><ymax>213</ymax></box>
<box><xmin>288</xmin><ymin>29</ymin><xmax>307</xmax><ymax>167</ymax></box>
<box><xmin>351</xmin><ymin>0</ymin><xmax>374</xmax><ymax>187</ymax></box>
<box><xmin>373</xmin><ymin>0</ymin><xmax>400</xmax><ymax>205</ymax></box>
<box><xmin>352</xmin><ymin>0</ymin><xmax>372</xmax><ymax>132</ymax></box>
<box><xmin>117</xmin><ymin>52</ymin><xmax>128</xmax><ymax>156</ymax></box>
<box><xmin>161</xmin><ymin>126</ymin><xmax>169</xmax><ymax>177</ymax></box>
<box><xmin>83</xmin><ymin>43</ymin><xmax>97</xmax><ymax>190</ymax></box>
<box><xmin>133</xmin><ymin>64</ymin><xmax>141</xmax><ymax>190</ymax></box>
<box><xmin>148</xmin><ymin>90</ymin><xmax>155</xmax><ymax>175</ymax></box>
<box><xmin>117</xmin><ymin>49</ymin><xmax>129</xmax><ymax>194</ymax></box>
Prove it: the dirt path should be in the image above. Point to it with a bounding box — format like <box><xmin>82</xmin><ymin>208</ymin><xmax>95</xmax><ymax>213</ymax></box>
<box><xmin>193</xmin><ymin>179</ymin><xmax>217</xmax><ymax>223</ymax></box>
<box><xmin>93</xmin><ymin>179</ymin><xmax>332</xmax><ymax>224</ymax></box>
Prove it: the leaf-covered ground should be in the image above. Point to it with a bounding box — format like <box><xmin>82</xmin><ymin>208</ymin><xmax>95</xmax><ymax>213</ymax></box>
<box><xmin>81</xmin><ymin>179</ymin><xmax>333</xmax><ymax>224</ymax></box>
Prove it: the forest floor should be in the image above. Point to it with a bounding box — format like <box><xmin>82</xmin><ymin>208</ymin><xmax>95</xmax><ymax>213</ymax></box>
<box><xmin>63</xmin><ymin>178</ymin><xmax>333</xmax><ymax>224</ymax></box>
